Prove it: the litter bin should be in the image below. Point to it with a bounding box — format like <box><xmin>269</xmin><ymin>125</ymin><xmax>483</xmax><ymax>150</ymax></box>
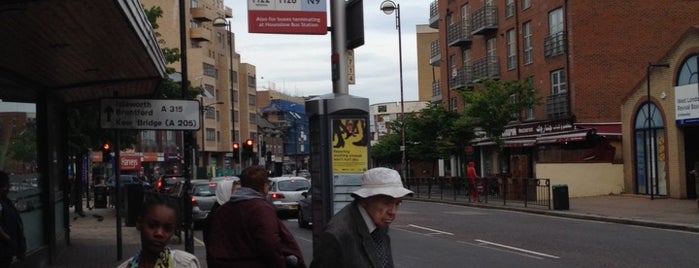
<box><xmin>124</xmin><ymin>184</ymin><xmax>144</xmax><ymax>227</ymax></box>
<box><xmin>94</xmin><ymin>185</ymin><xmax>108</xmax><ymax>208</ymax></box>
<box><xmin>552</xmin><ymin>184</ymin><xmax>569</xmax><ymax>210</ymax></box>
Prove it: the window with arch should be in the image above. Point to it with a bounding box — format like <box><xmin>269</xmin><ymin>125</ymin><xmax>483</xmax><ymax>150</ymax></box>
<box><xmin>634</xmin><ymin>101</ymin><xmax>666</xmax><ymax>195</ymax></box>
<box><xmin>676</xmin><ymin>54</ymin><xmax>698</xmax><ymax>86</ymax></box>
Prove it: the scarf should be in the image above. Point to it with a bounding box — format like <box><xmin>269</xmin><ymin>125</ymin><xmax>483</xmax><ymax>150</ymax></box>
<box><xmin>128</xmin><ymin>247</ymin><xmax>173</xmax><ymax>268</ymax></box>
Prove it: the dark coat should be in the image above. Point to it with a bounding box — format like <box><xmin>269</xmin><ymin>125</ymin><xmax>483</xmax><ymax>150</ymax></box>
<box><xmin>310</xmin><ymin>201</ymin><xmax>385</xmax><ymax>268</ymax></box>
<box><xmin>0</xmin><ymin>196</ymin><xmax>25</xmax><ymax>260</ymax></box>
<box><xmin>206</xmin><ymin>187</ymin><xmax>305</xmax><ymax>268</ymax></box>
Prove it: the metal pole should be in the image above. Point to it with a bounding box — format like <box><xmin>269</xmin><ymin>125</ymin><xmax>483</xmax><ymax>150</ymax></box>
<box><xmin>331</xmin><ymin>0</ymin><xmax>348</xmax><ymax>95</ymax></box>
<box><xmin>179</xmin><ymin>0</ymin><xmax>194</xmax><ymax>252</ymax></box>
<box><xmin>397</xmin><ymin>4</ymin><xmax>406</xmax><ymax>181</ymax></box>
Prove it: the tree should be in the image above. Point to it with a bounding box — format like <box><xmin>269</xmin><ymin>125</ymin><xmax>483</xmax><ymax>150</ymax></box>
<box><xmin>459</xmin><ymin>79</ymin><xmax>539</xmax><ymax>148</ymax></box>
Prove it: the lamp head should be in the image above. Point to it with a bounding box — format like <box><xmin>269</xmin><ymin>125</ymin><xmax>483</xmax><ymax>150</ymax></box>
<box><xmin>380</xmin><ymin>0</ymin><xmax>397</xmax><ymax>15</ymax></box>
<box><xmin>213</xmin><ymin>17</ymin><xmax>228</xmax><ymax>28</ymax></box>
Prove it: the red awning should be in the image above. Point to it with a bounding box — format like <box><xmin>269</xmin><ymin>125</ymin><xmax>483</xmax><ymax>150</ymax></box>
<box><xmin>576</xmin><ymin>123</ymin><xmax>622</xmax><ymax>138</ymax></box>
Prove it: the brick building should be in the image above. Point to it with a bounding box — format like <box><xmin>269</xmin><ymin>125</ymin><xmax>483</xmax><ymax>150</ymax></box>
<box><xmin>426</xmin><ymin>0</ymin><xmax>699</xmax><ymax>197</ymax></box>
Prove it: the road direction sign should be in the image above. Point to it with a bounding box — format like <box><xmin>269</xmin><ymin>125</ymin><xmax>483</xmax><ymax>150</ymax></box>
<box><xmin>100</xmin><ymin>98</ymin><xmax>201</xmax><ymax>130</ymax></box>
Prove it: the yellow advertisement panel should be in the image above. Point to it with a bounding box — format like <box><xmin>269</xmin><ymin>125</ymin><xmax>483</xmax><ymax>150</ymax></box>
<box><xmin>331</xmin><ymin>118</ymin><xmax>368</xmax><ymax>173</ymax></box>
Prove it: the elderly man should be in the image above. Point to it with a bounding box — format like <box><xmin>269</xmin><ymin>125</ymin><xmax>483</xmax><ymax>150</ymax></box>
<box><xmin>310</xmin><ymin>167</ymin><xmax>413</xmax><ymax>268</ymax></box>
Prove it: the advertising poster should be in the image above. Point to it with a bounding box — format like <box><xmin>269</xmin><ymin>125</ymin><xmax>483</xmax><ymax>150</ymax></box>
<box><xmin>331</xmin><ymin>118</ymin><xmax>368</xmax><ymax>174</ymax></box>
<box><xmin>248</xmin><ymin>0</ymin><xmax>327</xmax><ymax>34</ymax></box>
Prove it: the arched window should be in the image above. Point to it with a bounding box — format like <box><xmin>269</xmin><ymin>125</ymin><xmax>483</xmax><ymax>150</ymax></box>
<box><xmin>676</xmin><ymin>54</ymin><xmax>698</xmax><ymax>86</ymax></box>
<box><xmin>634</xmin><ymin>102</ymin><xmax>666</xmax><ymax>196</ymax></box>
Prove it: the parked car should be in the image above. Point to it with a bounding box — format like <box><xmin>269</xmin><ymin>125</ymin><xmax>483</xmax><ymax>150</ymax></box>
<box><xmin>106</xmin><ymin>174</ymin><xmax>151</xmax><ymax>192</ymax></box>
<box><xmin>297</xmin><ymin>191</ymin><xmax>312</xmax><ymax>229</ymax></box>
<box><xmin>267</xmin><ymin>176</ymin><xmax>311</xmax><ymax>217</ymax></box>
<box><xmin>189</xmin><ymin>180</ymin><xmax>218</xmax><ymax>225</ymax></box>
<box><xmin>156</xmin><ymin>175</ymin><xmax>185</xmax><ymax>193</ymax></box>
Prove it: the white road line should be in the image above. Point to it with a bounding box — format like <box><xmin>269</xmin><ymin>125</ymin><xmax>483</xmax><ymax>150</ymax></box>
<box><xmin>407</xmin><ymin>224</ymin><xmax>454</xmax><ymax>236</ymax></box>
<box><xmin>475</xmin><ymin>239</ymin><xmax>560</xmax><ymax>259</ymax></box>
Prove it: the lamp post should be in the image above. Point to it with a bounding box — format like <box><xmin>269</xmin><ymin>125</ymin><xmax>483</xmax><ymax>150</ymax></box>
<box><xmin>381</xmin><ymin>0</ymin><xmax>406</xmax><ymax>180</ymax></box>
<box><xmin>213</xmin><ymin>17</ymin><xmax>239</xmax><ymax>173</ymax></box>
<box><xmin>201</xmin><ymin>100</ymin><xmax>223</xmax><ymax>176</ymax></box>
<box><xmin>646</xmin><ymin>62</ymin><xmax>669</xmax><ymax>200</ymax></box>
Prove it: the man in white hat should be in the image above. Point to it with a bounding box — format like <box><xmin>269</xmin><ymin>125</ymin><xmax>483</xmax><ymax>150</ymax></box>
<box><xmin>310</xmin><ymin>167</ymin><xmax>413</xmax><ymax>268</ymax></box>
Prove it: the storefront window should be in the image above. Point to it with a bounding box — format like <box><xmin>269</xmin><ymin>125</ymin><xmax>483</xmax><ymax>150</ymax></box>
<box><xmin>0</xmin><ymin>101</ymin><xmax>42</xmax><ymax>252</ymax></box>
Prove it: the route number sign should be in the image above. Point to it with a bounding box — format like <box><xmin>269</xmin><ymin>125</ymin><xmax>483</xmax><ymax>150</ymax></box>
<box><xmin>100</xmin><ymin>99</ymin><xmax>201</xmax><ymax>130</ymax></box>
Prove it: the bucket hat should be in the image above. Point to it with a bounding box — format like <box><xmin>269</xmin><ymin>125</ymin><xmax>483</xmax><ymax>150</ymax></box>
<box><xmin>352</xmin><ymin>167</ymin><xmax>413</xmax><ymax>198</ymax></box>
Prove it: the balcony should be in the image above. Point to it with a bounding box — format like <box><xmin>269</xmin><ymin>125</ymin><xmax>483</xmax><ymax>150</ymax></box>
<box><xmin>431</xmin><ymin>80</ymin><xmax>442</xmax><ymax>102</ymax></box>
<box><xmin>447</xmin><ymin>20</ymin><xmax>472</xmax><ymax>47</ymax></box>
<box><xmin>429</xmin><ymin>40</ymin><xmax>441</xmax><ymax>66</ymax></box>
<box><xmin>546</xmin><ymin>92</ymin><xmax>569</xmax><ymax>119</ymax></box>
<box><xmin>191</xmin><ymin>7</ymin><xmax>216</xmax><ymax>21</ymax></box>
<box><xmin>449</xmin><ymin>66</ymin><xmax>474</xmax><ymax>91</ymax></box>
<box><xmin>189</xmin><ymin>27</ymin><xmax>212</xmax><ymax>41</ymax></box>
<box><xmin>544</xmin><ymin>31</ymin><xmax>567</xmax><ymax>58</ymax></box>
<box><xmin>471</xmin><ymin>6</ymin><xmax>498</xmax><ymax>35</ymax></box>
<box><xmin>472</xmin><ymin>56</ymin><xmax>500</xmax><ymax>82</ymax></box>
<box><xmin>429</xmin><ymin>0</ymin><xmax>439</xmax><ymax>29</ymax></box>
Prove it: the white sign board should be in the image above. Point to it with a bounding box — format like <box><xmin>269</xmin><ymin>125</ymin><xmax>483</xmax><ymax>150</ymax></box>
<box><xmin>100</xmin><ymin>99</ymin><xmax>201</xmax><ymax>130</ymax></box>
<box><xmin>675</xmin><ymin>84</ymin><xmax>699</xmax><ymax>125</ymax></box>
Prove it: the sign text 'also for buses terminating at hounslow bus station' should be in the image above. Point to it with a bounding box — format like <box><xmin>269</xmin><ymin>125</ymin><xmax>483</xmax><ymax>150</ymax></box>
<box><xmin>100</xmin><ymin>99</ymin><xmax>200</xmax><ymax>130</ymax></box>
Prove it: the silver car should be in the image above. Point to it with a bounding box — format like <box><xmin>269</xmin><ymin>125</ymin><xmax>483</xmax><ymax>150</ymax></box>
<box><xmin>190</xmin><ymin>180</ymin><xmax>218</xmax><ymax>224</ymax></box>
<box><xmin>267</xmin><ymin>176</ymin><xmax>311</xmax><ymax>216</ymax></box>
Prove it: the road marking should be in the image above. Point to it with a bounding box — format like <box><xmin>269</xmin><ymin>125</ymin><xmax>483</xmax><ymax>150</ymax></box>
<box><xmin>475</xmin><ymin>239</ymin><xmax>560</xmax><ymax>259</ymax></box>
<box><xmin>407</xmin><ymin>224</ymin><xmax>454</xmax><ymax>236</ymax></box>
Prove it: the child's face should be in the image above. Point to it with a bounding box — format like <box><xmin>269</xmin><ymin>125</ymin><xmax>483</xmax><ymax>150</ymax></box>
<box><xmin>137</xmin><ymin>205</ymin><xmax>177</xmax><ymax>254</ymax></box>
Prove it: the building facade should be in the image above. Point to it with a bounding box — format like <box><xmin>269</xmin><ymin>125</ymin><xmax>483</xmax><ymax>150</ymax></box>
<box><xmin>138</xmin><ymin>0</ymin><xmax>257</xmax><ymax>176</ymax></box>
<box><xmin>427</xmin><ymin>0</ymin><xmax>699</xmax><ymax>197</ymax></box>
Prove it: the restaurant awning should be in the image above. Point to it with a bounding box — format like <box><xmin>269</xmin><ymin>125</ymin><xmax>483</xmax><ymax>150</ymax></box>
<box><xmin>535</xmin><ymin>129</ymin><xmax>592</xmax><ymax>144</ymax></box>
<box><xmin>0</xmin><ymin>0</ymin><xmax>166</xmax><ymax>104</ymax></box>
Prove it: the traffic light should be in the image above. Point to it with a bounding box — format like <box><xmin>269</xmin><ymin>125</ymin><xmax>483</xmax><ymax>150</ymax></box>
<box><xmin>101</xmin><ymin>142</ymin><xmax>112</xmax><ymax>162</ymax></box>
<box><xmin>232</xmin><ymin>142</ymin><xmax>240</xmax><ymax>163</ymax></box>
<box><xmin>243</xmin><ymin>139</ymin><xmax>254</xmax><ymax>159</ymax></box>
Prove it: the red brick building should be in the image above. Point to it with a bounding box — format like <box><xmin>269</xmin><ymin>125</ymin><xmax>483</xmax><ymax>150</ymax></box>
<box><xmin>427</xmin><ymin>0</ymin><xmax>699</xmax><ymax>197</ymax></box>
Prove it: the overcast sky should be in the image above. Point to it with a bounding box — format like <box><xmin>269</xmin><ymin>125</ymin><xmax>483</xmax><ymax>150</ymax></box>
<box><xmin>225</xmin><ymin>0</ymin><xmax>433</xmax><ymax>105</ymax></box>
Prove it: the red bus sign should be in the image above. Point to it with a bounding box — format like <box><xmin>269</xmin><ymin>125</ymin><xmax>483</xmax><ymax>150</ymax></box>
<box><xmin>248</xmin><ymin>0</ymin><xmax>327</xmax><ymax>35</ymax></box>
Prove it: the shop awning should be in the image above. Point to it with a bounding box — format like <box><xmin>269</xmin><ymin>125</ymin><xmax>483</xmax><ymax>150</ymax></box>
<box><xmin>472</xmin><ymin>138</ymin><xmax>537</xmax><ymax>147</ymax></box>
<box><xmin>535</xmin><ymin>129</ymin><xmax>592</xmax><ymax>144</ymax></box>
<box><xmin>576</xmin><ymin>123</ymin><xmax>622</xmax><ymax>139</ymax></box>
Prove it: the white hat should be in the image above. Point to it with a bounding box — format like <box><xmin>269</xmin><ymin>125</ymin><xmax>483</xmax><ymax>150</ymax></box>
<box><xmin>352</xmin><ymin>167</ymin><xmax>413</xmax><ymax>198</ymax></box>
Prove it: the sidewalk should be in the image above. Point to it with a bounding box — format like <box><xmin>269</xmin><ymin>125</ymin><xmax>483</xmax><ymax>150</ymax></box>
<box><xmin>49</xmin><ymin>194</ymin><xmax>699</xmax><ymax>267</ymax></box>
<box><xmin>48</xmin><ymin>205</ymin><xmax>208</xmax><ymax>268</ymax></box>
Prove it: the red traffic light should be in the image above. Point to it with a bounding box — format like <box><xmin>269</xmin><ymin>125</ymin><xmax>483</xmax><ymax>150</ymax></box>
<box><xmin>102</xmin><ymin>143</ymin><xmax>111</xmax><ymax>151</ymax></box>
<box><xmin>233</xmin><ymin>143</ymin><xmax>240</xmax><ymax>150</ymax></box>
<box><xmin>245</xmin><ymin>139</ymin><xmax>254</xmax><ymax>147</ymax></box>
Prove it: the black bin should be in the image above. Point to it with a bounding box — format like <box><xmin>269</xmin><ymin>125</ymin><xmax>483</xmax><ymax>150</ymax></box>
<box><xmin>94</xmin><ymin>185</ymin><xmax>108</xmax><ymax>208</ymax></box>
<box><xmin>552</xmin><ymin>184</ymin><xmax>569</xmax><ymax>210</ymax></box>
<box><xmin>124</xmin><ymin>184</ymin><xmax>144</xmax><ymax>227</ymax></box>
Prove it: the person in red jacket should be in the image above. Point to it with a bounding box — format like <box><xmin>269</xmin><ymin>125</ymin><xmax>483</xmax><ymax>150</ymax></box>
<box><xmin>467</xmin><ymin>162</ymin><xmax>480</xmax><ymax>202</ymax></box>
<box><xmin>206</xmin><ymin>166</ymin><xmax>305</xmax><ymax>268</ymax></box>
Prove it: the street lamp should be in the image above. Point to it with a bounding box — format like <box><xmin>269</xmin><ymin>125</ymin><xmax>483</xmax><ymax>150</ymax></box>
<box><xmin>201</xmin><ymin>100</ymin><xmax>223</xmax><ymax>174</ymax></box>
<box><xmin>213</xmin><ymin>17</ymin><xmax>239</xmax><ymax>173</ymax></box>
<box><xmin>380</xmin><ymin>0</ymin><xmax>406</xmax><ymax>180</ymax></box>
<box><xmin>646</xmin><ymin>62</ymin><xmax>669</xmax><ymax>200</ymax></box>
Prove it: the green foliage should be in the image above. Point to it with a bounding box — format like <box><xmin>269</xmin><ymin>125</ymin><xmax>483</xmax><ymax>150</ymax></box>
<box><xmin>460</xmin><ymin>79</ymin><xmax>539</xmax><ymax>148</ymax></box>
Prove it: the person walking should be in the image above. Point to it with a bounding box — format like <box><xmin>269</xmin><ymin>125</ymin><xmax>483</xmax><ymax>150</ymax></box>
<box><xmin>203</xmin><ymin>179</ymin><xmax>240</xmax><ymax>259</ymax></box>
<box><xmin>206</xmin><ymin>166</ymin><xmax>305</xmax><ymax>267</ymax></box>
<box><xmin>0</xmin><ymin>171</ymin><xmax>26</xmax><ymax>268</ymax></box>
<box><xmin>466</xmin><ymin>161</ymin><xmax>480</xmax><ymax>202</ymax></box>
<box><xmin>310</xmin><ymin>167</ymin><xmax>413</xmax><ymax>268</ymax></box>
<box><xmin>118</xmin><ymin>194</ymin><xmax>200</xmax><ymax>268</ymax></box>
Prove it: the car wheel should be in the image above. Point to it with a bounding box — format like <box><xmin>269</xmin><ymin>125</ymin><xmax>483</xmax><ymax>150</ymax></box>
<box><xmin>298</xmin><ymin>209</ymin><xmax>310</xmax><ymax>229</ymax></box>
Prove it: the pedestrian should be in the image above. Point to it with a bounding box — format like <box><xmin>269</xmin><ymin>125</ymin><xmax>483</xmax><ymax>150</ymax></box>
<box><xmin>0</xmin><ymin>171</ymin><xmax>26</xmax><ymax>268</ymax></box>
<box><xmin>203</xmin><ymin>179</ymin><xmax>240</xmax><ymax>255</ymax></box>
<box><xmin>118</xmin><ymin>194</ymin><xmax>200</xmax><ymax>268</ymax></box>
<box><xmin>206</xmin><ymin>166</ymin><xmax>306</xmax><ymax>268</ymax></box>
<box><xmin>310</xmin><ymin>167</ymin><xmax>413</xmax><ymax>268</ymax></box>
<box><xmin>466</xmin><ymin>161</ymin><xmax>480</xmax><ymax>202</ymax></box>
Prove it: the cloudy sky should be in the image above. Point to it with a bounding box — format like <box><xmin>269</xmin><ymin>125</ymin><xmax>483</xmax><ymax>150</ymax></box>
<box><xmin>225</xmin><ymin>0</ymin><xmax>433</xmax><ymax>105</ymax></box>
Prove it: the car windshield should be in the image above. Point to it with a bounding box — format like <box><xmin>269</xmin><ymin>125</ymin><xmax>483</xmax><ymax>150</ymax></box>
<box><xmin>277</xmin><ymin>179</ymin><xmax>311</xmax><ymax>191</ymax></box>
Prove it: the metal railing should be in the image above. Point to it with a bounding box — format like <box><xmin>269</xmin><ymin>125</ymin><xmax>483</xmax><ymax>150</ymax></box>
<box><xmin>404</xmin><ymin>176</ymin><xmax>551</xmax><ymax>210</ymax></box>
